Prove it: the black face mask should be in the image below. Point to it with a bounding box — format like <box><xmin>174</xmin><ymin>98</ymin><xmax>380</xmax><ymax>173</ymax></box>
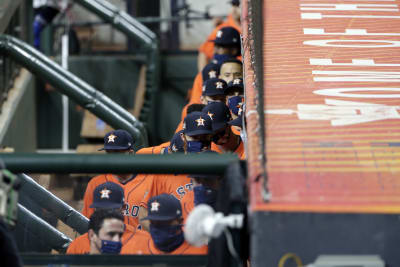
<box><xmin>212</xmin><ymin>128</ymin><xmax>230</xmax><ymax>143</ymax></box>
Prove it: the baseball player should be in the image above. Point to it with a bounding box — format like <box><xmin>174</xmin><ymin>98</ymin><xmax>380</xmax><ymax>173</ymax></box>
<box><xmin>81</xmin><ymin>130</ymin><xmax>155</xmax><ymax>229</ymax></box>
<box><xmin>121</xmin><ymin>194</ymin><xmax>207</xmax><ymax>255</ymax></box>
<box><xmin>202</xmin><ymin>102</ymin><xmax>245</xmax><ymax>159</ymax></box>
<box><xmin>197</xmin><ymin>1</ymin><xmax>241</xmax><ymax>71</ymax></box>
<box><xmin>67</xmin><ymin>182</ymin><xmax>150</xmax><ymax>254</ymax></box>
<box><xmin>138</xmin><ymin>112</ymin><xmax>214</xmax><ymax>231</ymax></box>
<box><xmin>201</xmin><ymin>78</ymin><xmax>228</xmax><ymax>105</ymax></box>
<box><xmin>219</xmin><ymin>59</ymin><xmax>243</xmax><ymax>84</ymax></box>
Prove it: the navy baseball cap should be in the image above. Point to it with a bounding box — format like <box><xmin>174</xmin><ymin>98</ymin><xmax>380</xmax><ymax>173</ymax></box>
<box><xmin>99</xmin><ymin>129</ymin><xmax>134</xmax><ymax>151</ymax></box>
<box><xmin>230</xmin><ymin>0</ymin><xmax>240</xmax><ymax>6</ymax></box>
<box><xmin>212</xmin><ymin>26</ymin><xmax>240</xmax><ymax>46</ymax></box>
<box><xmin>169</xmin><ymin>130</ymin><xmax>185</xmax><ymax>153</ymax></box>
<box><xmin>202</xmin><ymin>78</ymin><xmax>227</xmax><ymax>97</ymax></box>
<box><xmin>228</xmin><ymin>114</ymin><xmax>242</xmax><ymax>127</ymax></box>
<box><xmin>202</xmin><ymin>61</ymin><xmax>220</xmax><ymax>82</ymax></box>
<box><xmin>183</xmin><ymin>111</ymin><xmax>213</xmax><ymax>136</ymax></box>
<box><xmin>227</xmin><ymin>95</ymin><xmax>244</xmax><ymax>116</ymax></box>
<box><xmin>202</xmin><ymin>102</ymin><xmax>232</xmax><ymax>132</ymax></box>
<box><xmin>226</xmin><ymin>78</ymin><xmax>244</xmax><ymax>95</ymax></box>
<box><xmin>90</xmin><ymin>182</ymin><xmax>125</xmax><ymax>209</ymax></box>
<box><xmin>142</xmin><ymin>194</ymin><xmax>182</xmax><ymax>221</ymax></box>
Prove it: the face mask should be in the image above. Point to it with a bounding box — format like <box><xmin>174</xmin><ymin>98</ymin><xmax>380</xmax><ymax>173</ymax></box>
<box><xmin>100</xmin><ymin>239</ymin><xmax>122</xmax><ymax>254</ymax></box>
<box><xmin>194</xmin><ymin>185</ymin><xmax>218</xmax><ymax>207</ymax></box>
<box><xmin>187</xmin><ymin>141</ymin><xmax>210</xmax><ymax>153</ymax></box>
<box><xmin>150</xmin><ymin>224</ymin><xmax>184</xmax><ymax>252</ymax></box>
<box><xmin>213</xmin><ymin>54</ymin><xmax>233</xmax><ymax>65</ymax></box>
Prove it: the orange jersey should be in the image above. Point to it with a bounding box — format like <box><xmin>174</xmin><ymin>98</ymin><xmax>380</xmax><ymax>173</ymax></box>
<box><xmin>121</xmin><ymin>235</ymin><xmax>207</xmax><ymax>255</ymax></box>
<box><xmin>188</xmin><ymin>73</ymin><xmax>204</xmax><ymax>104</ymax></box>
<box><xmin>152</xmin><ymin>174</ymin><xmax>193</xmax><ymax>201</ymax></box>
<box><xmin>82</xmin><ymin>174</ymin><xmax>155</xmax><ymax>229</ymax></box>
<box><xmin>136</xmin><ymin>142</ymin><xmax>170</xmax><ymax>154</ymax></box>
<box><xmin>66</xmin><ymin>224</ymin><xmax>138</xmax><ymax>254</ymax></box>
<box><xmin>198</xmin><ymin>14</ymin><xmax>241</xmax><ymax>60</ymax></box>
<box><xmin>211</xmin><ymin>138</ymin><xmax>245</xmax><ymax>159</ymax></box>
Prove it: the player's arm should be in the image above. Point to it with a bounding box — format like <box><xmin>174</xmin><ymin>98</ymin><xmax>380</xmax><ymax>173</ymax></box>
<box><xmin>197</xmin><ymin>52</ymin><xmax>208</xmax><ymax>72</ymax></box>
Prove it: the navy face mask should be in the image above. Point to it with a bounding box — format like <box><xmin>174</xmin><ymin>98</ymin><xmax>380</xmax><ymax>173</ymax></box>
<box><xmin>213</xmin><ymin>54</ymin><xmax>232</xmax><ymax>65</ymax></box>
<box><xmin>150</xmin><ymin>224</ymin><xmax>184</xmax><ymax>252</ymax></box>
<box><xmin>194</xmin><ymin>185</ymin><xmax>218</xmax><ymax>207</ymax></box>
<box><xmin>100</xmin><ymin>239</ymin><xmax>122</xmax><ymax>254</ymax></box>
<box><xmin>187</xmin><ymin>141</ymin><xmax>210</xmax><ymax>153</ymax></box>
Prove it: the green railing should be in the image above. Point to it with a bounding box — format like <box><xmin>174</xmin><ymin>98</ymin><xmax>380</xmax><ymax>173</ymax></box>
<box><xmin>0</xmin><ymin>0</ymin><xmax>26</xmax><ymax>110</ymax></box>
<box><xmin>0</xmin><ymin>153</ymin><xmax>239</xmax><ymax>174</ymax></box>
<box><xmin>0</xmin><ymin>34</ymin><xmax>147</xmax><ymax>148</ymax></box>
<box><xmin>73</xmin><ymin>0</ymin><xmax>160</xmax><ymax>124</ymax></box>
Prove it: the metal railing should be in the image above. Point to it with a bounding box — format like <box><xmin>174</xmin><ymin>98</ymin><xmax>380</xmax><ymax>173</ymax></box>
<box><xmin>0</xmin><ymin>0</ymin><xmax>25</xmax><ymax>110</ymax></box>
<box><xmin>73</xmin><ymin>0</ymin><xmax>160</xmax><ymax>125</ymax></box>
<box><xmin>0</xmin><ymin>34</ymin><xmax>148</xmax><ymax>148</ymax></box>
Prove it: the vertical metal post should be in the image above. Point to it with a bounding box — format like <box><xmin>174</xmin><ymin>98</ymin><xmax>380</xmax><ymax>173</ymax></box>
<box><xmin>61</xmin><ymin>13</ymin><xmax>69</xmax><ymax>152</ymax></box>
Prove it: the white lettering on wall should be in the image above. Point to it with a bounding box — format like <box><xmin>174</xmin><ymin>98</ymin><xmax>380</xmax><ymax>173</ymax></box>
<box><xmin>301</xmin><ymin>13</ymin><xmax>400</xmax><ymax>19</ymax></box>
<box><xmin>312</xmin><ymin>71</ymin><xmax>400</xmax><ymax>82</ymax></box>
<box><xmin>304</xmin><ymin>39</ymin><xmax>400</xmax><ymax>48</ymax></box>
<box><xmin>304</xmin><ymin>28</ymin><xmax>400</xmax><ymax>36</ymax></box>
<box><xmin>300</xmin><ymin>4</ymin><xmax>398</xmax><ymax>12</ymax></box>
<box><xmin>314</xmin><ymin>87</ymin><xmax>400</xmax><ymax>98</ymax></box>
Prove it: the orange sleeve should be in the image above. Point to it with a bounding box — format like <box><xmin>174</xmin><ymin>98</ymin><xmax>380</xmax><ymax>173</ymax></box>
<box><xmin>188</xmin><ymin>73</ymin><xmax>204</xmax><ymax>104</ymax></box>
<box><xmin>66</xmin><ymin>234</ymin><xmax>90</xmax><ymax>254</ymax></box>
<box><xmin>198</xmin><ymin>28</ymin><xmax>218</xmax><ymax>60</ymax></box>
<box><xmin>121</xmin><ymin>231</ymin><xmax>151</xmax><ymax>255</ymax></box>
<box><xmin>136</xmin><ymin>142</ymin><xmax>170</xmax><ymax>154</ymax></box>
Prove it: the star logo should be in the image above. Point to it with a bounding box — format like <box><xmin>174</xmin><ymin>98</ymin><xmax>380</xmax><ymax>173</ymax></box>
<box><xmin>216</xmin><ymin>82</ymin><xmax>224</xmax><ymax>89</ymax></box>
<box><xmin>151</xmin><ymin>201</ymin><xmax>160</xmax><ymax>212</ymax></box>
<box><xmin>238</xmin><ymin>107</ymin><xmax>243</xmax><ymax>116</ymax></box>
<box><xmin>196</xmin><ymin>116</ymin><xmax>206</xmax><ymax>127</ymax></box>
<box><xmin>208</xmin><ymin>70</ymin><xmax>217</xmax><ymax>78</ymax></box>
<box><xmin>202</xmin><ymin>85</ymin><xmax>206</xmax><ymax>92</ymax></box>
<box><xmin>233</xmin><ymin>79</ymin><xmax>241</xmax><ymax>85</ymax></box>
<box><xmin>207</xmin><ymin>111</ymin><xmax>214</xmax><ymax>120</ymax></box>
<box><xmin>107</xmin><ymin>134</ymin><xmax>117</xmax><ymax>143</ymax></box>
<box><xmin>100</xmin><ymin>188</ymin><xmax>111</xmax><ymax>199</ymax></box>
<box><xmin>172</xmin><ymin>144</ymin><xmax>178</xmax><ymax>152</ymax></box>
<box><xmin>182</xmin><ymin>122</ymin><xmax>186</xmax><ymax>129</ymax></box>
<box><xmin>216</xmin><ymin>30</ymin><xmax>223</xmax><ymax>38</ymax></box>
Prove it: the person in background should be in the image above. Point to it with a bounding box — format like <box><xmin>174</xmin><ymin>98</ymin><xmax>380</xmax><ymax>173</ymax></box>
<box><xmin>87</xmin><ymin>209</ymin><xmax>125</xmax><ymax>255</ymax></box>
<box><xmin>197</xmin><ymin>1</ymin><xmax>241</xmax><ymax>71</ymax></box>
<box><xmin>67</xmin><ymin>182</ymin><xmax>149</xmax><ymax>254</ymax></box>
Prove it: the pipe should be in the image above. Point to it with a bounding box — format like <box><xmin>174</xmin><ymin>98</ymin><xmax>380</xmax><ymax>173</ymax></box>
<box><xmin>19</xmin><ymin>174</ymin><xmax>88</xmax><ymax>234</ymax></box>
<box><xmin>0</xmin><ymin>153</ymin><xmax>239</xmax><ymax>174</ymax></box>
<box><xmin>73</xmin><ymin>0</ymin><xmax>159</xmax><ymax>126</ymax></box>
<box><xmin>17</xmin><ymin>204</ymin><xmax>72</xmax><ymax>252</ymax></box>
<box><xmin>0</xmin><ymin>35</ymin><xmax>147</xmax><ymax>149</ymax></box>
<box><xmin>0</xmin><ymin>35</ymin><xmax>147</xmax><ymax>147</ymax></box>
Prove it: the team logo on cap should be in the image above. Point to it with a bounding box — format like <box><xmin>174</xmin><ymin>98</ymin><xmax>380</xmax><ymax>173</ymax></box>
<box><xmin>107</xmin><ymin>134</ymin><xmax>117</xmax><ymax>143</ymax></box>
<box><xmin>171</xmin><ymin>144</ymin><xmax>178</xmax><ymax>152</ymax></box>
<box><xmin>100</xmin><ymin>188</ymin><xmax>111</xmax><ymax>199</ymax></box>
<box><xmin>151</xmin><ymin>201</ymin><xmax>160</xmax><ymax>212</ymax></box>
<box><xmin>238</xmin><ymin>106</ymin><xmax>243</xmax><ymax>116</ymax></box>
<box><xmin>182</xmin><ymin>122</ymin><xmax>186</xmax><ymax>130</ymax></box>
<box><xmin>207</xmin><ymin>111</ymin><xmax>214</xmax><ymax>120</ymax></box>
<box><xmin>202</xmin><ymin>85</ymin><xmax>206</xmax><ymax>92</ymax></box>
<box><xmin>216</xmin><ymin>82</ymin><xmax>224</xmax><ymax>89</ymax></box>
<box><xmin>233</xmin><ymin>78</ymin><xmax>241</xmax><ymax>85</ymax></box>
<box><xmin>196</xmin><ymin>116</ymin><xmax>206</xmax><ymax>126</ymax></box>
<box><xmin>216</xmin><ymin>30</ymin><xmax>223</xmax><ymax>38</ymax></box>
<box><xmin>208</xmin><ymin>70</ymin><xmax>217</xmax><ymax>79</ymax></box>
